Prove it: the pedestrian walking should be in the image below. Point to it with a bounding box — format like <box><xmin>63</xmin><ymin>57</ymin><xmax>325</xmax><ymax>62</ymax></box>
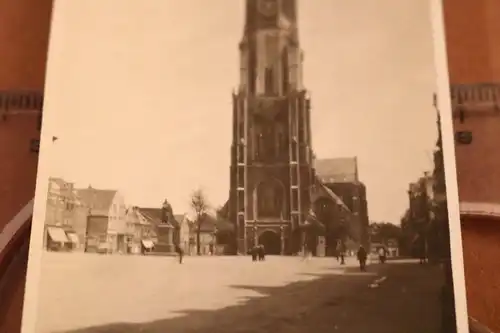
<box><xmin>339</xmin><ymin>250</ymin><xmax>345</xmax><ymax>265</ymax></box>
<box><xmin>301</xmin><ymin>246</ymin><xmax>312</xmax><ymax>261</ymax></box>
<box><xmin>250</xmin><ymin>245</ymin><xmax>258</xmax><ymax>262</ymax></box>
<box><xmin>337</xmin><ymin>240</ymin><xmax>346</xmax><ymax>265</ymax></box>
<box><xmin>417</xmin><ymin>237</ymin><xmax>427</xmax><ymax>264</ymax></box>
<box><xmin>357</xmin><ymin>245</ymin><xmax>368</xmax><ymax>271</ymax></box>
<box><xmin>175</xmin><ymin>244</ymin><xmax>184</xmax><ymax>264</ymax></box>
<box><xmin>378</xmin><ymin>247</ymin><xmax>387</xmax><ymax>264</ymax></box>
<box><xmin>258</xmin><ymin>244</ymin><xmax>266</xmax><ymax>261</ymax></box>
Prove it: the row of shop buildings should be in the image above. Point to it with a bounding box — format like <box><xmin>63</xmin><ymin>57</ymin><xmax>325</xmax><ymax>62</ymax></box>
<box><xmin>42</xmin><ymin>177</ymin><xmax>222</xmax><ymax>255</ymax></box>
<box><xmin>401</xmin><ymin>95</ymin><xmax>449</xmax><ymax>263</ymax></box>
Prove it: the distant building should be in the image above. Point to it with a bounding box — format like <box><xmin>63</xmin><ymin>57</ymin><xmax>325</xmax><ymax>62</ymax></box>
<box><xmin>314</xmin><ymin>157</ymin><xmax>370</xmax><ymax>250</ymax></box>
<box><xmin>125</xmin><ymin>207</ymin><xmax>157</xmax><ymax>254</ymax></box>
<box><xmin>189</xmin><ymin>213</ymin><xmax>218</xmax><ymax>255</ymax></box>
<box><xmin>407</xmin><ymin>173</ymin><xmax>434</xmax><ymax>257</ymax></box>
<box><xmin>408</xmin><ymin>174</ymin><xmax>433</xmax><ymax>224</ymax></box>
<box><xmin>137</xmin><ymin>207</ymin><xmax>176</xmax><ymax>253</ymax></box>
<box><xmin>77</xmin><ymin>186</ymin><xmax>127</xmax><ymax>253</ymax></box>
<box><xmin>44</xmin><ymin>177</ymin><xmax>88</xmax><ymax>251</ymax></box>
<box><xmin>314</xmin><ymin>157</ymin><xmax>359</xmax><ymax>183</ymax></box>
<box><xmin>309</xmin><ymin>178</ymin><xmax>351</xmax><ymax>256</ymax></box>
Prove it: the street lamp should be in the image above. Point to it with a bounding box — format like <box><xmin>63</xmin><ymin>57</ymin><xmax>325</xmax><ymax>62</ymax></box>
<box><xmin>253</xmin><ymin>225</ymin><xmax>258</xmax><ymax>247</ymax></box>
<box><xmin>280</xmin><ymin>225</ymin><xmax>284</xmax><ymax>255</ymax></box>
<box><xmin>303</xmin><ymin>219</ymin><xmax>311</xmax><ymax>256</ymax></box>
<box><xmin>339</xmin><ymin>221</ymin><xmax>346</xmax><ymax>265</ymax></box>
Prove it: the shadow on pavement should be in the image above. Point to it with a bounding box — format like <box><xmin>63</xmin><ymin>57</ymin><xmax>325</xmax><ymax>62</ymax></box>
<box><xmin>54</xmin><ymin>262</ymin><xmax>445</xmax><ymax>333</ymax></box>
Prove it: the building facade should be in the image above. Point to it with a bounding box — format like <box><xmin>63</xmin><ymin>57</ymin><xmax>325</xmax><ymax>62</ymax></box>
<box><xmin>406</xmin><ymin>177</ymin><xmax>428</xmax><ymax>257</ymax></box>
<box><xmin>137</xmin><ymin>207</ymin><xmax>175</xmax><ymax>253</ymax></box>
<box><xmin>228</xmin><ymin>0</ymin><xmax>315</xmax><ymax>255</ymax></box>
<box><xmin>77</xmin><ymin>186</ymin><xmax>128</xmax><ymax>253</ymax></box>
<box><xmin>125</xmin><ymin>206</ymin><xmax>157</xmax><ymax>254</ymax></box>
<box><xmin>43</xmin><ymin>177</ymin><xmax>88</xmax><ymax>251</ymax></box>
<box><xmin>315</xmin><ymin>157</ymin><xmax>370</xmax><ymax>250</ymax></box>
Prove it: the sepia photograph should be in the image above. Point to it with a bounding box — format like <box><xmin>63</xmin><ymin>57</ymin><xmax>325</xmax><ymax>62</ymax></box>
<box><xmin>21</xmin><ymin>0</ymin><xmax>466</xmax><ymax>332</ymax></box>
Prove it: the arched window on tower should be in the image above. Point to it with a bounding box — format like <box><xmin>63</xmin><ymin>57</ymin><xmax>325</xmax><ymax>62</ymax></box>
<box><xmin>276</xmin><ymin>125</ymin><xmax>286</xmax><ymax>157</ymax></box>
<box><xmin>264</xmin><ymin>67</ymin><xmax>275</xmax><ymax>95</ymax></box>
<box><xmin>256</xmin><ymin>180</ymin><xmax>284</xmax><ymax>219</ymax></box>
<box><xmin>254</xmin><ymin>124</ymin><xmax>265</xmax><ymax>161</ymax></box>
<box><xmin>281</xmin><ymin>48</ymin><xmax>289</xmax><ymax>94</ymax></box>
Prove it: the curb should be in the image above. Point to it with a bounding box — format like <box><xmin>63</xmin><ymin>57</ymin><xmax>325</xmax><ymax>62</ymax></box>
<box><xmin>469</xmin><ymin>317</ymin><xmax>495</xmax><ymax>333</ymax></box>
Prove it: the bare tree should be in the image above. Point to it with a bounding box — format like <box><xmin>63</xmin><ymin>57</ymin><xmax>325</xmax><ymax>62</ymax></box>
<box><xmin>190</xmin><ymin>188</ymin><xmax>209</xmax><ymax>255</ymax></box>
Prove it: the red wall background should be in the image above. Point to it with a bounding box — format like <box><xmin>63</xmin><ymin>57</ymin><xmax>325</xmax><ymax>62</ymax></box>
<box><xmin>0</xmin><ymin>0</ymin><xmax>499</xmax><ymax>331</ymax></box>
<box><xmin>0</xmin><ymin>0</ymin><xmax>53</xmax><ymax>331</ymax></box>
<box><xmin>0</xmin><ymin>0</ymin><xmax>52</xmax><ymax>227</ymax></box>
<box><xmin>443</xmin><ymin>0</ymin><xmax>500</xmax><ymax>331</ymax></box>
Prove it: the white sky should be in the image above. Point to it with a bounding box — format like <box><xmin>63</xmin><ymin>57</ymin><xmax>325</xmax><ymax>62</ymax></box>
<box><xmin>39</xmin><ymin>0</ymin><xmax>437</xmax><ymax>224</ymax></box>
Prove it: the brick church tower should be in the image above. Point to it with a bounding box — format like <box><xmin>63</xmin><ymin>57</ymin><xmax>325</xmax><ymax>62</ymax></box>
<box><xmin>228</xmin><ymin>0</ymin><xmax>314</xmax><ymax>255</ymax></box>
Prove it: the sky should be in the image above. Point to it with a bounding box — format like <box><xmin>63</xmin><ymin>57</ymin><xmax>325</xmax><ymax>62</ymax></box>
<box><xmin>39</xmin><ymin>0</ymin><xmax>438</xmax><ymax>224</ymax></box>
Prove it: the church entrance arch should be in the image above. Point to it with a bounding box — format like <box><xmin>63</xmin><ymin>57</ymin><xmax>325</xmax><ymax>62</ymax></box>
<box><xmin>258</xmin><ymin>230</ymin><xmax>281</xmax><ymax>255</ymax></box>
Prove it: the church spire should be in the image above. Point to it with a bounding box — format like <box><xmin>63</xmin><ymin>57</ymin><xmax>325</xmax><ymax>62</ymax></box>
<box><xmin>239</xmin><ymin>0</ymin><xmax>303</xmax><ymax>95</ymax></box>
<box><xmin>244</xmin><ymin>0</ymin><xmax>298</xmax><ymax>36</ymax></box>
<box><xmin>433</xmin><ymin>93</ymin><xmax>442</xmax><ymax>149</ymax></box>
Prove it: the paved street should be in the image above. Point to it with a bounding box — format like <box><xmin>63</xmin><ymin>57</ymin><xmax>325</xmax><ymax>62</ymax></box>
<box><xmin>33</xmin><ymin>253</ymin><xmax>443</xmax><ymax>333</ymax></box>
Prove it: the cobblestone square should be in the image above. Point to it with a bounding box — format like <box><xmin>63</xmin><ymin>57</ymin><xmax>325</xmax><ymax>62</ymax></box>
<box><xmin>32</xmin><ymin>253</ymin><xmax>443</xmax><ymax>333</ymax></box>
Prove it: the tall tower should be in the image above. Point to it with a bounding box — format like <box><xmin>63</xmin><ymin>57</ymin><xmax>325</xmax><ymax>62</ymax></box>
<box><xmin>229</xmin><ymin>0</ymin><xmax>314</xmax><ymax>255</ymax></box>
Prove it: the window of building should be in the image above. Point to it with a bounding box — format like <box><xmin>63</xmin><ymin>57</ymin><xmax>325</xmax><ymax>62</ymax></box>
<box><xmin>276</xmin><ymin>126</ymin><xmax>285</xmax><ymax>156</ymax></box>
<box><xmin>281</xmin><ymin>49</ymin><xmax>289</xmax><ymax>93</ymax></box>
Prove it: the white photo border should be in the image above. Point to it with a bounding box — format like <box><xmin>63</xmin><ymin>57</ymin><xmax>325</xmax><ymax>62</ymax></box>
<box><xmin>430</xmin><ymin>0</ymin><xmax>469</xmax><ymax>332</ymax></box>
<box><xmin>18</xmin><ymin>1</ymin><xmax>472</xmax><ymax>332</ymax></box>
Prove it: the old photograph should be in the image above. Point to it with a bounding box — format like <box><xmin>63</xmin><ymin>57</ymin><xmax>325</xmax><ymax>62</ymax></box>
<box><xmin>22</xmin><ymin>0</ymin><xmax>465</xmax><ymax>332</ymax></box>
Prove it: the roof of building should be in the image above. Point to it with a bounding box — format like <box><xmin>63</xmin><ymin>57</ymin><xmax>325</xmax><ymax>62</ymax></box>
<box><xmin>76</xmin><ymin>187</ymin><xmax>117</xmax><ymax>211</ymax></box>
<box><xmin>137</xmin><ymin>207</ymin><xmax>176</xmax><ymax>228</ymax></box>
<box><xmin>314</xmin><ymin>157</ymin><xmax>358</xmax><ymax>183</ymax></box>
<box><xmin>126</xmin><ymin>207</ymin><xmax>149</xmax><ymax>225</ymax></box>
<box><xmin>174</xmin><ymin>214</ymin><xmax>185</xmax><ymax>223</ymax></box>
<box><xmin>310</xmin><ymin>176</ymin><xmax>350</xmax><ymax>212</ymax></box>
<box><xmin>49</xmin><ymin>177</ymin><xmax>69</xmax><ymax>188</ymax></box>
<box><xmin>218</xmin><ymin>200</ymin><xmax>230</xmax><ymax>218</ymax></box>
<box><xmin>48</xmin><ymin>177</ymin><xmax>82</xmax><ymax>204</ymax></box>
<box><xmin>173</xmin><ymin>214</ymin><xmax>189</xmax><ymax>228</ymax></box>
<box><xmin>190</xmin><ymin>213</ymin><xmax>234</xmax><ymax>233</ymax></box>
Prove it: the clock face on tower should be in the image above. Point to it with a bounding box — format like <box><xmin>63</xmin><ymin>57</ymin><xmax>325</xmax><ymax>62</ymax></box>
<box><xmin>258</xmin><ymin>0</ymin><xmax>278</xmax><ymax>17</ymax></box>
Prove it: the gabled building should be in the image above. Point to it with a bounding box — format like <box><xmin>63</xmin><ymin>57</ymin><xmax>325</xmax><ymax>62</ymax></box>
<box><xmin>314</xmin><ymin>157</ymin><xmax>359</xmax><ymax>184</ymax></box>
<box><xmin>137</xmin><ymin>207</ymin><xmax>176</xmax><ymax>253</ymax></box>
<box><xmin>309</xmin><ymin>176</ymin><xmax>352</xmax><ymax>256</ymax></box>
<box><xmin>314</xmin><ymin>157</ymin><xmax>370</xmax><ymax>249</ymax></box>
<box><xmin>77</xmin><ymin>186</ymin><xmax>127</xmax><ymax>253</ymax></box>
<box><xmin>125</xmin><ymin>206</ymin><xmax>157</xmax><ymax>254</ymax></box>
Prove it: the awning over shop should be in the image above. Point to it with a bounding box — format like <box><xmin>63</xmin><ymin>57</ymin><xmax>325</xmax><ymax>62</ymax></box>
<box><xmin>67</xmin><ymin>233</ymin><xmax>79</xmax><ymax>244</ymax></box>
<box><xmin>47</xmin><ymin>227</ymin><xmax>69</xmax><ymax>243</ymax></box>
<box><xmin>141</xmin><ymin>240</ymin><xmax>154</xmax><ymax>249</ymax></box>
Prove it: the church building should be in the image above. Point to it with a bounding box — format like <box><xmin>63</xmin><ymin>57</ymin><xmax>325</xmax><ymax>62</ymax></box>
<box><xmin>226</xmin><ymin>0</ymin><xmax>349</xmax><ymax>255</ymax></box>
